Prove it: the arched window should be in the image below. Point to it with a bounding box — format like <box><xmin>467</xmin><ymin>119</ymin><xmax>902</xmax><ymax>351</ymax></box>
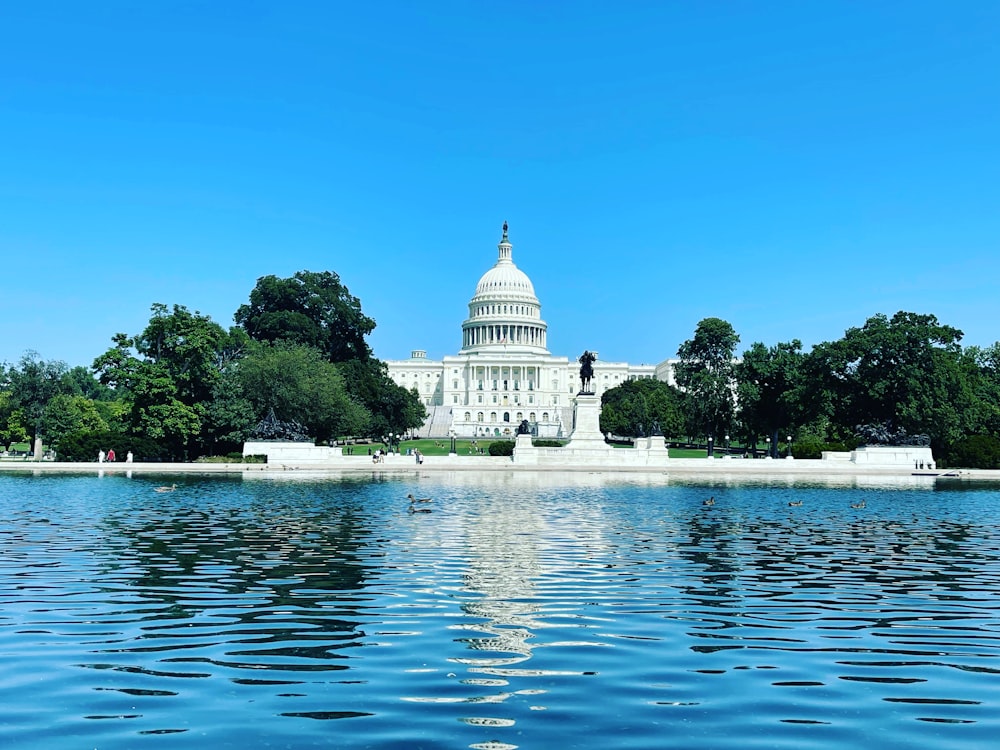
<box><xmin>477</xmin><ymin>412</ymin><xmax>484</xmax><ymax>422</ymax></box>
<box><xmin>529</xmin><ymin>412</ymin><xmax>536</xmax><ymax>422</ymax></box>
<box><xmin>464</xmin><ymin>412</ymin><xmax>471</xmax><ymax>421</ymax></box>
<box><xmin>490</xmin><ymin>412</ymin><xmax>497</xmax><ymax>422</ymax></box>
<box><xmin>503</xmin><ymin>412</ymin><xmax>510</xmax><ymax>422</ymax></box>
<box><xmin>542</xmin><ymin>412</ymin><xmax>549</xmax><ymax>422</ymax></box>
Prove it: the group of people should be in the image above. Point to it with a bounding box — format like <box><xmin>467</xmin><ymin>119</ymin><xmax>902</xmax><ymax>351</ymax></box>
<box><xmin>98</xmin><ymin>449</ymin><xmax>133</xmax><ymax>463</ymax></box>
<box><xmin>370</xmin><ymin>447</ymin><xmax>425</xmax><ymax>464</ymax></box>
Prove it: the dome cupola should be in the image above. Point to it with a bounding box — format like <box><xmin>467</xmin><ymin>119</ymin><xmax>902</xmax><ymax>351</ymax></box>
<box><xmin>461</xmin><ymin>223</ymin><xmax>549</xmax><ymax>353</ymax></box>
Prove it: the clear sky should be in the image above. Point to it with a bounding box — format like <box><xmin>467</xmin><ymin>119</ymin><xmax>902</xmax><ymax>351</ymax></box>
<box><xmin>2</xmin><ymin>1</ymin><xmax>998</xmax><ymax>370</ymax></box>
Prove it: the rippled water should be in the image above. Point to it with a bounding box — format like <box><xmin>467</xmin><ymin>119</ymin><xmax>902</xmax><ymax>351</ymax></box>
<box><xmin>1</xmin><ymin>471</ymin><xmax>999</xmax><ymax>749</ymax></box>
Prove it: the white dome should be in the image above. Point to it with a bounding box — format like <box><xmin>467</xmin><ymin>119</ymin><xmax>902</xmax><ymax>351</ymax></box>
<box><xmin>474</xmin><ymin>262</ymin><xmax>537</xmax><ymax>301</ymax></box>
<box><xmin>460</xmin><ymin>224</ymin><xmax>550</xmax><ymax>354</ymax></box>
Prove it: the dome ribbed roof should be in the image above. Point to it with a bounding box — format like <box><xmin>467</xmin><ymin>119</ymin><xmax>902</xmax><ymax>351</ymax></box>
<box><xmin>474</xmin><ymin>263</ymin><xmax>537</xmax><ymax>299</ymax></box>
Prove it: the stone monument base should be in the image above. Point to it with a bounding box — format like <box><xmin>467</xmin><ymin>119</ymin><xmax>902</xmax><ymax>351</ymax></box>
<box><xmin>513</xmin><ymin>393</ymin><xmax>669</xmax><ymax>468</ymax></box>
<box><xmin>850</xmin><ymin>445</ymin><xmax>935</xmax><ymax>468</ymax></box>
<box><xmin>242</xmin><ymin>440</ymin><xmax>342</xmax><ymax>463</ymax></box>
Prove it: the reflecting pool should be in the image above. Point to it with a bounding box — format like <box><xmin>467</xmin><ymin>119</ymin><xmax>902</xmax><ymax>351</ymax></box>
<box><xmin>1</xmin><ymin>471</ymin><xmax>999</xmax><ymax>749</ymax></box>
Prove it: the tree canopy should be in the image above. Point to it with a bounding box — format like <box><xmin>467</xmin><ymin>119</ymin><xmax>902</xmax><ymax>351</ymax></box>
<box><xmin>735</xmin><ymin>340</ymin><xmax>804</xmax><ymax>455</ymax></box>
<box><xmin>675</xmin><ymin>317</ymin><xmax>740</xmax><ymax>440</ymax></box>
<box><xmin>600</xmin><ymin>378</ymin><xmax>684</xmax><ymax>439</ymax></box>
<box><xmin>235</xmin><ymin>271</ymin><xmax>375</xmax><ymax>363</ymax></box>
<box><xmin>230</xmin><ymin>341</ymin><xmax>370</xmax><ymax>443</ymax></box>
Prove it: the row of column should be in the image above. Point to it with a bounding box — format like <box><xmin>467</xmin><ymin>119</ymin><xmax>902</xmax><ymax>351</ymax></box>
<box><xmin>464</xmin><ymin>324</ymin><xmax>546</xmax><ymax>348</ymax></box>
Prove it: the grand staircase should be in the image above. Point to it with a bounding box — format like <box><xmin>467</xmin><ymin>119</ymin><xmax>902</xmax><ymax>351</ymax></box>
<box><xmin>417</xmin><ymin>405</ymin><xmax>454</xmax><ymax>439</ymax></box>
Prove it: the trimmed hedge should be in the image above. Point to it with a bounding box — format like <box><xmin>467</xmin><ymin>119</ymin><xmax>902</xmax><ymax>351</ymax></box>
<box><xmin>943</xmin><ymin>435</ymin><xmax>1000</xmax><ymax>469</ymax></box>
<box><xmin>791</xmin><ymin>439</ymin><xmax>859</xmax><ymax>460</ymax></box>
<box><xmin>488</xmin><ymin>440</ymin><xmax>515</xmax><ymax>456</ymax></box>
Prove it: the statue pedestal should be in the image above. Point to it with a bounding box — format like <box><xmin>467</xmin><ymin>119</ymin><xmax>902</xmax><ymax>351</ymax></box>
<box><xmin>511</xmin><ymin>392</ymin><xmax>669</xmax><ymax>468</ymax></box>
<box><xmin>566</xmin><ymin>393</ymin><xmax>606</xmax><ymax>449</ymax></box>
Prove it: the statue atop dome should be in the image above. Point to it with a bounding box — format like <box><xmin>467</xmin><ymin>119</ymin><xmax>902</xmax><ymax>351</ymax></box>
<box><xmin>502</xmin><ymin>221</ymin><xmax>508</xmax><ymax>241</ymax></box>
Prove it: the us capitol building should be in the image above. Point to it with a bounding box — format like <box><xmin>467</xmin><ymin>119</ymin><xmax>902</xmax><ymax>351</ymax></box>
<box><xmin>386</xmin><ymin>224</ymin><xmax>677</xmax><ymax>439</ymax></box>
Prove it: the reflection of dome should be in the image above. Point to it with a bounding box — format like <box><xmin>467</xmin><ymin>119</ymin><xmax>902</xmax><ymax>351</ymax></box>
<box><xmin>461</xmin><ymin>224</ymin><xmax>549</xmax><ymax>354</ymax></box>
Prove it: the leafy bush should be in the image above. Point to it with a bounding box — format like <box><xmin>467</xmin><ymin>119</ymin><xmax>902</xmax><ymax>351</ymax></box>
<box><xmin>791</xmin><ymin>439</ymin><xmax>858</xmax><ymax>459</ymax></box>
<box><xmin>195</xmin><ymin>453</ymin><xmax>266</xmax><ymax>463</ymax></box>
<box><xmin>488</xmin><ymin>440</ymin><xmax>515</xmax><ymax>456</ymax></box>
<box><xmin>943</xmin><ymin>435</ymin><xmax>1000</xmax><ymax>469</ymax></box>
<box><xmin>532</xmin><ymin>439</ymin><xmax>564</xmax><ymax>447</ymax></box>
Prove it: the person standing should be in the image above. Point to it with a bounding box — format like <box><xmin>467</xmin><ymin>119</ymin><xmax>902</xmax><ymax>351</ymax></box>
<box><xmin>98</xmin><ymin>449</ymin><xmax>106</xmax><ymax>463</ymax></box>
<box><xmin>107</xmin><ymin>448</ymin><xmax>116</xmax><ymax>462</ymax></box>
<box><xmin>126</xmin><ymin>451</ymin><xmax>134</xmax><ymax>463</ymax></box>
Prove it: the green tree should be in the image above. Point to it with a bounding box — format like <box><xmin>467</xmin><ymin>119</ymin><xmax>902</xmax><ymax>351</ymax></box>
<box><xmin>40</xmin><ymin>394</ymin><xmax>109</xmax><ymax>451</ymax></box>
<box><xmin>959</xmin><ymin>343</ymin><xmax>1000</xmax><ymax>438</ymax></box>
<box><xmin>0</xmin><ymin>392</ymin><xmax>29</xmax><ymax>447</ymax></box>
<box><xmin>600</xmin><ymin>378</ymin><xmax>685</xmax><ymax>438</ymax></box>
<box><xmin>339</xmin><ymin>358</ymin><xmax>427</xmax><ymax>439</ymax></box>
<box><xmin>202</xmin><ymin>370</ymin><xmax>257</xmax><ymax>454</ymax></box>
<box><xmin>133</xmin><ymin>303</ymin><xmax>247</xmax><ymax>405</ymax></box>
<box><xmin>5</xmin><ymin>352</ymin><xmax>76</xmax><ymax>447</ymax></box>
<box><xmin>235</xmin><ymin>271</ymin><xmax>374</xmax><ymax>363</ymax></box>
<box><xmin>93</xmin><ymin>305</ymin><xmax>247</xmax><ymax>458</ymax></box>
<box><xmin>675</xmin><ymin>318</ymin><xmax>740</xmax><ymax>442</ymax></box>
<box><xmin>234</xmin><ymin>271</ymin><xmax>423</xmax><ymax>437</ymax></box>
<box><xmin>128</xmin><ymin>361</ymin><xmax>204</xmax><ymax>457</ymax></box>
<box><xmin>805</xmin><ymin>312</ymin><xmax>969</xmax><ymax>448</ymax></box>
<box><xmin>64</xmin><ymin>366</ymin><xmax>115</xmax><ymax>401</ymax></box>
<box><xmin>735</xmin><ymin>340</ymin><xmax>804</xmax><ymax>456</ymax></box>
<box><xmin>234</xmin><ymin>341</ymin><xmax>370</xmax><ymax>442</ymax></box>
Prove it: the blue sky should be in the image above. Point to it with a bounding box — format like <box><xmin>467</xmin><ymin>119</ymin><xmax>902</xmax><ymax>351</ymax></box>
<box><xmin>2</xmin><ymin>1</ymin><xmax>998</xmax><ymax>370</ymax></box>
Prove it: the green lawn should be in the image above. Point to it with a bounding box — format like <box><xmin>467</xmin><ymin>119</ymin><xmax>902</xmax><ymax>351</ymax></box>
<box><xmin>352</xmin><ymin>438</ymin><xmax>718</xmax><ymax>459</ymax></box>
<box><xmin>357</xmin><ymin>438</ymin><xmax>506</xmax><ymax>457</ymax></box>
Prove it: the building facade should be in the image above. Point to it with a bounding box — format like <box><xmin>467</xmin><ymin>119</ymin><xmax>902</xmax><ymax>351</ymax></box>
<box><xmin>386</xmin><ymin>225</ymin><xmax>676</xmax><ymax>438</ymax></box>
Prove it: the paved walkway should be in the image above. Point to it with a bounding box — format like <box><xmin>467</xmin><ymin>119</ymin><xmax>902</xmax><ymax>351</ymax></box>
<box><xmin>1</xmin><ymin>457</ymin><xmax>995</xmax><ymax>481</ymax></box>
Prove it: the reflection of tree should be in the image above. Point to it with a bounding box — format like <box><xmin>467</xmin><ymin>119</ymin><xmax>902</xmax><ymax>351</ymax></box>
<box><xmin>96</xmin><ymin>479</ymin><xmax>378</xmax><ymax>672</ymax></box>
<box><xmin>676</xmin><ymin>512</ymin><xmax>744</xmax><ymax>626</ymax></box>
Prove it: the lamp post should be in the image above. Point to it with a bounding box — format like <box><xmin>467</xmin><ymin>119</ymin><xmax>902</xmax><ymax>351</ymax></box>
<box><xmin>765</xmin><ymin>436</ymin><xmax>771</xmax><ymax>458</ymax></box>
<box><xmin>787</xmin><ymin>435</ymin><xmax>793</xmax><ymax>459</ymax></box>
<box><xmin>724</xmin><ymin>434</ymin><xmax>730</xmax><ymax>456</ymax></box>
<box><xmin>707</xmin><ymin>436</ymin><xmax>714</xmax><ymax>458</ymax></box>
<box><xmin>449</xmin><ymin>429</ymin><xmax>456</xmax><ymax>456</ymax></box>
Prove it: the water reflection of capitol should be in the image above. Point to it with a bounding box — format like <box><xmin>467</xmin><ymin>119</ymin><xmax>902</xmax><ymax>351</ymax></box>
<box><xmin>385</xmin><ymin>224</ymin><xmax>679</xmax><ymax>439</ymax></box>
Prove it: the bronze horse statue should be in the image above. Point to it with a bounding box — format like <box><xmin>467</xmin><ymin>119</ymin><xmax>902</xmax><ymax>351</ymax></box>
<box><xmin>579</xmin><ymin>350</ymin><xmax>596</xmax><ymax>393</ymax></box>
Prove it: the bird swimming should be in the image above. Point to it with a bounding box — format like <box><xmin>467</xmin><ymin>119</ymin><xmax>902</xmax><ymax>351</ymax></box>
<box><xmin>703</xmin><ymin>497</ymin><xmax>715</xmax><ymax>506</ymax></box>
<box><xmin>788</xmin><ymin>500</ymin><xmax>803</xmax><ymax>507</ymax></box>
<box><xmin>408</xmin><ymin>505</ymin><xmax>432</xmax><ymax>513</ymax></box>
<box><xmin>851</xmin><ymin>499</ymin><xmax>866</xmax><ymax>509</ymax></box>
<box><xmin>407</xmin><ymin>493</ymin><xmax>432</xmax><ymax>503</ymax></box>
<box><xmin>154</xmin><ymin>484</ymin><xmax>177</xmax><ymax>493</ymax></box>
